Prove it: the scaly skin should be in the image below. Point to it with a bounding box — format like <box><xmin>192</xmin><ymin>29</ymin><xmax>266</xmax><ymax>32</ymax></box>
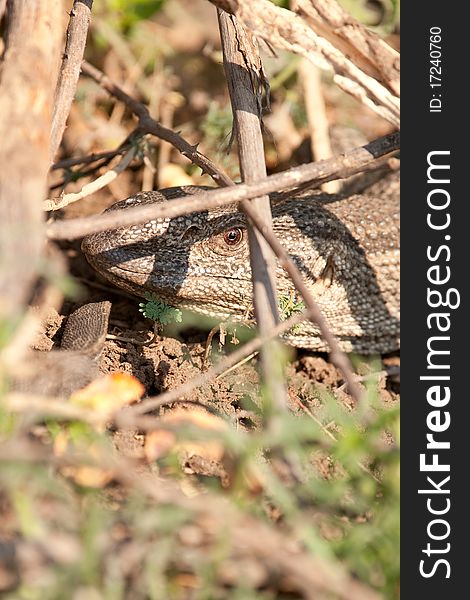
<box><xmin>82</xmin><ymin>172</ymin><xmax>399</xmax><ymax>353</ymax></box>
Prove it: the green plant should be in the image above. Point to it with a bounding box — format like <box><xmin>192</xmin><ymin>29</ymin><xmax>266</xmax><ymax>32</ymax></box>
<box><xmin>139</xmin><ymin>294</ymin><xmax>183</xmax><ymax>325</ymax></box>
<box><xmin>101</xmin><ymin>0</ymin><xmax>167</xmax><ymax>32</ymax></box>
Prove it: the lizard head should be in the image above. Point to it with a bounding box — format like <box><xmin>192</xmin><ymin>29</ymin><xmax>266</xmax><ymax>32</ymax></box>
<box><xmin>82</xmin><ymin>187</ymin><xmax>257</xmax><ymax>319</ymax></box>
<box><xmin>81</xmin><ymin>186</ymin><xmax>358</xmax><ymax>326</ymax></box>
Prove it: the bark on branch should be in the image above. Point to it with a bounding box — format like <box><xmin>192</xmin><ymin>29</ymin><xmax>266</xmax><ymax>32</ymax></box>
<box><xmin>218</xmin><ymin>9</ymin><xmax>288</xmax><ymax>413</ymax></box>
<box><xmin>206</xmin><ymin>0</ymin><xmax>399</xmax><ymax>126</ymax></box>
<box><xmin>0</xmin><ymin>0</ymin><xmax>62</xmax><ymax>330</ymax></box>
<box><xmin>50</xmin><ymin>0</ymin><xmax>94</xmax><ymax>160</ymax></box>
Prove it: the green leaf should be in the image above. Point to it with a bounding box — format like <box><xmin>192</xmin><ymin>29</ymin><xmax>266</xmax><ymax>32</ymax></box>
<box><xmin>139</xmin><ymin>295</ymin><xmax>183</xmax><ymax>325</ymax></box>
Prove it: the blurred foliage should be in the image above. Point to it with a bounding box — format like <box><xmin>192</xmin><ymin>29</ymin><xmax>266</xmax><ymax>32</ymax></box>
<box><xmin>278</xmin><ymin>292</ymin><xmax>305</xmax><ymax>319</ymax></box>
<box><xmin>339</xmin><ymin>0</ymin><xmax>400</xmax><ymax>32</ymax></box>
<box><xmin>0</xmin><ymin>373</ymin><xmax>399</xmax><ymax>598</ymax></box>
<box><xmin>100</xmin><ymin>0</ymin><xmax>167</xmax><ymax>32</ymax></box>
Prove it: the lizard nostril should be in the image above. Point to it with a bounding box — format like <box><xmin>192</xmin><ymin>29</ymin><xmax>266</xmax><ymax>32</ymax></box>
<box><xmin>223</xmin><ymin>228</ymin><xmax>243</xmax><ymax>246</ymax></box>
<box><xmin>181</xmin><ymin>224</ymin><xmax>201</xmax><ymax>241</ymax></box>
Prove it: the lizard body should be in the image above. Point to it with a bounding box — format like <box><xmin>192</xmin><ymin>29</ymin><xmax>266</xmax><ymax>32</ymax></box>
<box><xmin>82</xmin><ymin>172</ymin><xmax>399</xmax><ymax>353</ymax></box>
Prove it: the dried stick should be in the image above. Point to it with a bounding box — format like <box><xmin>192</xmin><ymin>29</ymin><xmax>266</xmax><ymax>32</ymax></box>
<box><xmin>293</xmin><ymin>0</ymin><xmax>400</xmax><ymax>96</ymax></box>
<box><xmin>207</xmin><ymin>0</ymin><xmax>399</xmax><ymax>126</ymax></box>
<box><xmin>81</xmin><ymin>60</ymin><xmax>233</xmax><ymax>187</ymax></box>
<box><xmin>50</xmin><ymin>0</ymin><xmax>94</xmax><ymax>160</ymax></box>
<box><xmin>47</xmin><ymin>131</ymin><xmax>399</xmax><ymax>240</ymax></box>
<box><xmin>218</xmin><ymin>9</ymin><xmax>287</xmax><ymax>413</ymax></box>
<box><xmin>0</xmin><ymin>0</ymin><xmax>62</xmax><ymax>328</ymax></box>
<box><xmin>299</xmin><ymin>58</ymin><xmax>338</xmax><ymax>193</ymax></box>
<box><xmin>44</xmin><ymin>145</ymin><xmax>138</xmax><ymax>210</ymax></box>
<box><xmin>52</xmin><ymin>146</ymin><xmax>130</xmax><ymax>171</ymax></box>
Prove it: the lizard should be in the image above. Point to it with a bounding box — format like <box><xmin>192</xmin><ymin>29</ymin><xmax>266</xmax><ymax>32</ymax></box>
<box><xmin>82</xmin><ymin>171</ymin><xmax>399</xmax><ymax>354</ymax></box>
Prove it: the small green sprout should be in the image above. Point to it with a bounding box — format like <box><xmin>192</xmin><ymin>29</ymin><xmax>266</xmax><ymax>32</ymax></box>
<box><xmin>139</xmin><ymin>294</ymin><xmax>182</xmax><ymax>325</ymax></box>
<box><xmin>278</xmin><ymin>292</ymin><xmax>306</xmax><ymax>334</ymax></box>
<box><xmin>278</xmin><ymin>292</ymin><xmax>305</xmax><ymax>320</ymax></box>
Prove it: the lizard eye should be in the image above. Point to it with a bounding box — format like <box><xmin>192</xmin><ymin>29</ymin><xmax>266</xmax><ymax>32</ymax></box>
<box><xmin>223</xmin><ymin>228</ymin><xmax>243</xmax><ymax>246</ymax></box>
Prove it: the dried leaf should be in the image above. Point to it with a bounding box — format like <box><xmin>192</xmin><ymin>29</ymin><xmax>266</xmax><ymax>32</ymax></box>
<box><xmin>61</xmin><ymin>465</ymin><xmax>114</xmax><ymax>488</ymax></box>
<box><xmin>70</xmin><ymin>373</ymin><xmax>144</xmax><ymax>416</ymax></box>
<box><xmin>144</xmin><ymin>429</ymin><xmax>176</xmax><ymax>462</ymax></box>
<box><xmin>53</xmin><ymin>430</ymin><xmax>69</xmax><ymax>457</ymax></box>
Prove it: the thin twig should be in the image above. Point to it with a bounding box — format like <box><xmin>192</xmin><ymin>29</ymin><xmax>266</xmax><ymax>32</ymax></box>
<box><xmin>81</xmin><ymin>60</ymin><xmax>233</xmax><ymax>187</ymax></box>
<box><xmin>215</xmin><ymin>351</ymin><xmax>258</xmax><ymax>379</ymax></box>
<box><xmin>46</xmin><ymin>131</ymin><xmax>399</xmax><ymax>239</ymax></box>
<box><xmin>5</xmin><ymin>393</ymin><xmax>99</xmax><ymax>422</ymax></box>
<box><xmin>44</xmin><ymin>145</ymin><xmax>138</xmax><ymax>210</ymax></box>
<box><xmin>50</xmin><ymin>0</ymin><xmax>94</xmax><ymax>160</ymax></box>
<box><xmin>50</xmin><ymin>154</ymin><xmax>130</xmax><ymax>190</ymax></box>
<box><xmin>52</xmin><ymin>145</ymin><xmax>130</xmax><ymax>170</ymax></box>
<box><xmin>293</xmin><ymin>396</ymin><xmax>380</xmax><ymax>482</ymax></box>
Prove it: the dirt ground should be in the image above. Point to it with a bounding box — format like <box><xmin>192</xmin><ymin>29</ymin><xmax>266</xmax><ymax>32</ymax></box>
<box><xmin>33</xmin><ymin>245</ymin><xmax>400</xmax><ymax>477</ymax></box>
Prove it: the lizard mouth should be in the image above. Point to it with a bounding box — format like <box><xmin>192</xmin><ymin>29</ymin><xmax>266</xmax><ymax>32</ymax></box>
<box><xmin>170</xmin><ymin>300</ymin><xmax>249</xmax><ymax>320</ymax></box>
<box><xmin>103</xmin><ymin>260</ymin><xmax>253</xmax><ymax>284</ymax></box>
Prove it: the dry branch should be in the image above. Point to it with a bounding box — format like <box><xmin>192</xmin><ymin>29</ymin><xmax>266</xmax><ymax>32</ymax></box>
<box><xmin>50</xmin><ymin>0</ymin><xmax>94</xmax><ymax>160</ymax></box>
<box><xmin>52</xmin><ymin>146</ymin><xmax>130</xmax><ymax>171</ymax></box>
<box><xmin>0</xmin><ymin>0</ymin><xmax>62</xmax><ymax>329</ymax></box>
<box><xmin>47</xmin><ymin>132</ymin><xmax>399</xmax><ymax>240</ymax></box>
<box><xmin>81</xmin><ymin>60</ymin><xmax>233</xmax><ymax>187</ymax></box>
<box><xmin>293</xmin><ymin>0</ymin><xmax>400</xmax><ymax>96</ymax></box>
<box><xmin>206</xmin><ymin>0</ymin><xmax>399</xmax><ymax>126</ymax></box>
<box><xmin>44</xmin><ymin>145</ymin><xmax>138</xmax><ymax>210</ymax></box>
<box><xmin>218</xmin><ymin>9</ymin><xmax>287</xmax><ymax>413</ymax></box>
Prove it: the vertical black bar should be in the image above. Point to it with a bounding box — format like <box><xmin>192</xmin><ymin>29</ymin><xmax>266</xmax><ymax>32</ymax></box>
<box><xmin>401</xmin><ymin>4</ymin><xmax>467</xmax><ymax>597</ymax></box>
